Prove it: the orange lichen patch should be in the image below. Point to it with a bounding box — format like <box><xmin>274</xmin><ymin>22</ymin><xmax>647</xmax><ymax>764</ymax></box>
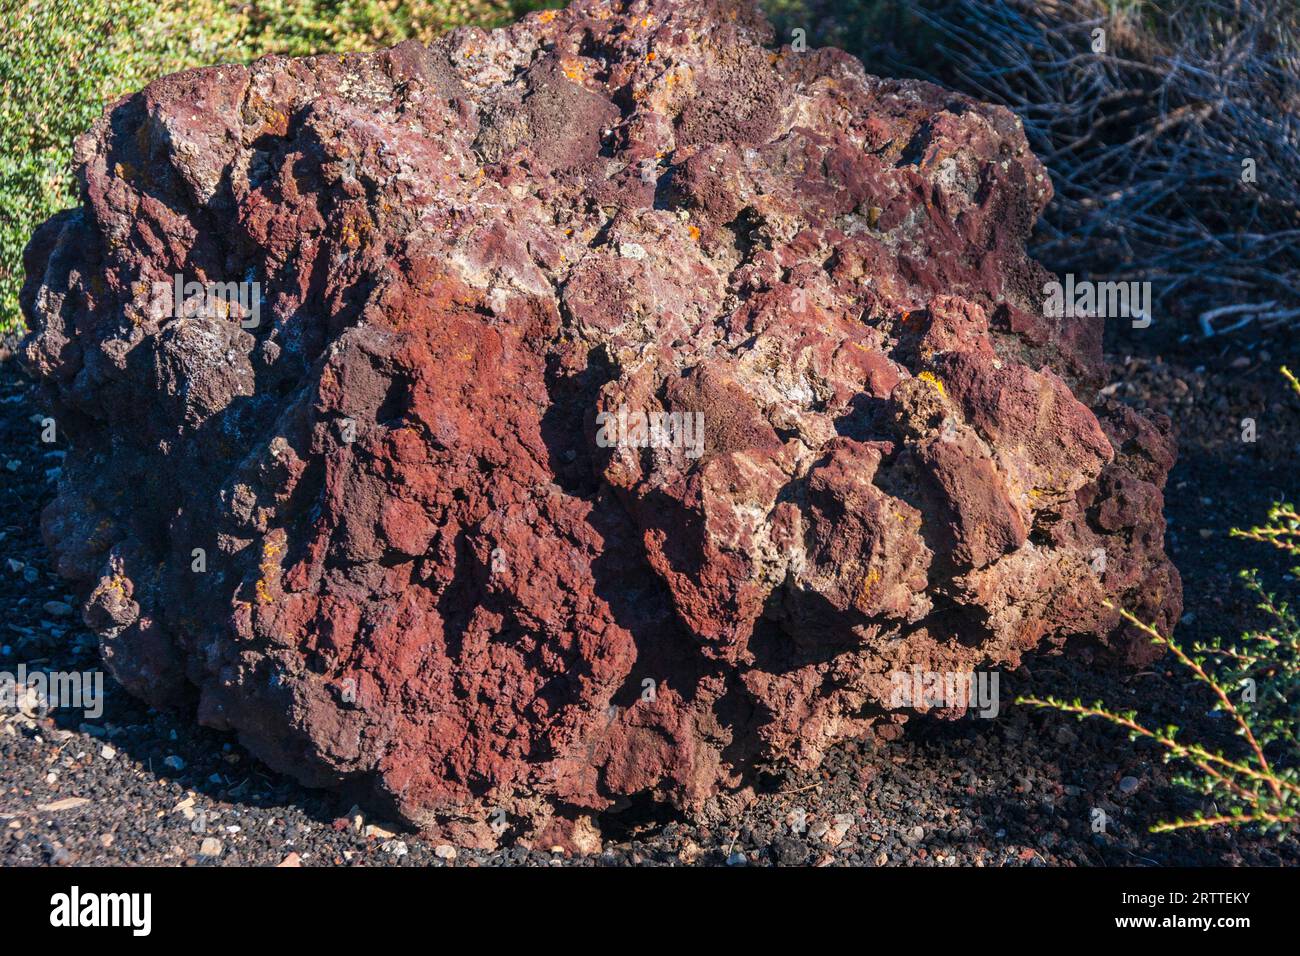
<box><xmin>242</xmin><ymin>94</ymin><xmax>289</xmax><ymax>136</ymax></box>
<box><xmin>263</xmin><ymin>107</ymin><xmax>288</xmax><ymax>135</ymax></box>
<box><xmin>538</xmin><ymin>9</ymin><xmax>556</xmax><ymax>23</ymax></box>
<box><xmin>561</xmin><ymin>58</ymin><xmax>586</xmax><ymax>83</ymax></box>
<box><xmin>688</xmin><ymin>224</ymin><xmax>700</xmax><ymax>241</ymax></box>
<box><xmin>339</xmin><ymin>207</ymin><xmax>373</xmax><ymax>250</ymax></box>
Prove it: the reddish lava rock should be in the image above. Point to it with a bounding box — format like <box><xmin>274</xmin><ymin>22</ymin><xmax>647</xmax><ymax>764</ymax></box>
<box><xmin>21</xmin><ymin>0</ymin><xmax>1179</xmax><ymax>846</ymax></box>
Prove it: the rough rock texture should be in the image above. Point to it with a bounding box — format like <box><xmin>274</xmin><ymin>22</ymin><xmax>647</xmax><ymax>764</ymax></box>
<box><xmin>22</xmin><ymin>0</ymin><xmax>1179</xmax><ymax>845</ymax></box>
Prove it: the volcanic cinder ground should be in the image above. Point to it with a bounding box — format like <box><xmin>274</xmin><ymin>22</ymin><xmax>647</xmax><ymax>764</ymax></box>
<box><xmin>20</xmin><ymin>0</ymin><xmax>1179</xmax><ymax>847</ymax></box>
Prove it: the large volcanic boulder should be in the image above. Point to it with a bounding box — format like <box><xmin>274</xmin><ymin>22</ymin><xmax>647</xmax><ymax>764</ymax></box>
<box><xmin>22</xmin><ymin>0</ymin><xmax>1179</xmax><ymax>845</ymax></box>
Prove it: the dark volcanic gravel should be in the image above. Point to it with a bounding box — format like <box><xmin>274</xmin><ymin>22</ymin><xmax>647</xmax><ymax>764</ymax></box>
<box><xmin>2</xmin><ymin>324</ymin><xmax>1297</xmax><ymax>867</ymax></box>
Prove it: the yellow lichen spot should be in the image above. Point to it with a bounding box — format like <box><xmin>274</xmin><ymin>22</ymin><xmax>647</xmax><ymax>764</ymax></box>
<box><xmin>917</xmin><ymin>371</ymin><xmax>946</xmax><ymax>396</ymax></box>
<box><xmin>538</xmin><ymin>9</ymin><xmax>556</xmax><ymax>23</ymax></box>
<box><xmin>103</xmin><ymin>574</ymin><xmax>127</xmax><ymax>598</ymax></box>
<box><xmin>856</xmin><ymin>566</ymin><xmax>882</xmax><ymax>605</ymax></box>
<box><xmin>455</xmin><ymin>350</ymin><xmax>473</xmax><ymax>362</ymax></box>
<box><xmin>255</xmin><ymin>532</ymin><xmax>286</xmax><ymax>605</ymax></box>
<box><xmin>346</xmin><ymin>205</ymin><xmax>377</xmax><ymax>249</ymax></box>
<box><xmin>852</xmin><ymin>564</ymin><xmax>883</xmax><ymax>608</ymax></box>
<box><xmin>561</xmin><ymin>59</ymin><xmax>585</xmax><ymax>82</ymax></box>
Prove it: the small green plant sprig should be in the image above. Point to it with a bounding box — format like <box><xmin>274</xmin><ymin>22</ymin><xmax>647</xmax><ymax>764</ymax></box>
<box><xmin>1020</xmin><ymin>602</ymin><xmax>1299</xmax><ymax>834</ymax></box>
<box><xmin>1019</xmin><ymin>367</ymin><xmax>1300</xmax><ymax>836</ymax></box>
<box><xmin>1229</xmin><ymin>367</ymin><xmax>1299</xmax><ymax>562</ymax></box>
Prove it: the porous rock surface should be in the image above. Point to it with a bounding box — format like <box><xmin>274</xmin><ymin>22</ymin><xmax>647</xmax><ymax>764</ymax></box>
<box><xmin>22</xmin><ymin>0</ymin><xmax>1180</xmax><ymax>845</ymax></box>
